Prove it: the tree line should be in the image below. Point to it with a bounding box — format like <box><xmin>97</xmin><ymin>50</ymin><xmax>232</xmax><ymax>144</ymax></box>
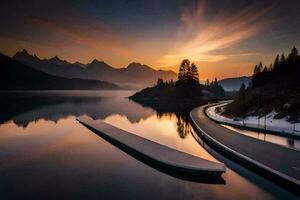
<box><xmin>226</xmin><ymin>46</ymin><xmax>300</xmax><ymax>119</ymax></box>
<box><xmin>251</xmin><ymin>46</ymin><xmax>299</xmax><ymax>88</ymax></box>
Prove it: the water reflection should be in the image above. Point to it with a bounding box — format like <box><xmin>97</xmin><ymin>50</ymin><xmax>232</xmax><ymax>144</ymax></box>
<box><xmin>0</xmin><ymin>91</ymin><xmax>298</xmax><ymax>199</ymax></box>
<box><xmin>0</xmin><ymin>91</ymin><xmax>154</xmax><ymax>127</ymax></box>
<box><xmin>79</xmin><ymin>119</ymin><xmax>225</xmax><ymax>184</ymax></box>
<box><xmin>177</xmin><ymin>117</ymin><xmax>192</xmax><ymax>139</ymax></box>
<box><xmin>156</xmin><ymin>112</ymin><xmax>192</xmax><ymax>139</ymax></box>
<box><xmin>0</xmin><ymin>90</ymin><xmax>196</xmax><ymax>142</ymax></box>
<box><xmin>221</xmin><ymin>124</ymin><xmax>300</xmax><ymax>151</ymax></box>
<box><xmin>131</xmin><ymin>98</ymin><xmax>203</xmax><ymax>139</ymax></box>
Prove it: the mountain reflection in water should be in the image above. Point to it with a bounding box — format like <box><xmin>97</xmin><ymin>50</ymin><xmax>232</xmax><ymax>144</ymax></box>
<box><xmin>0</xmin><ymin>90</ymin><xmax>195</xmax><ymax>140</ymax></box>
<box><xmin>0</xmin><ymin>91</ymin><xmax>153</xmax><ymax>127</ymax></box>
<box><xmin>0</xmin><ymin>91</ymin><xmax>298</xmax><ymax>200</ymax></box>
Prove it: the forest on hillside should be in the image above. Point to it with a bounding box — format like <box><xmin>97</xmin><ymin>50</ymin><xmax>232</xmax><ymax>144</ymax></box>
<box><xmin>224</xmin><ymin>47</ymin><xmax>300</xmax><ymax>121</ymax></box>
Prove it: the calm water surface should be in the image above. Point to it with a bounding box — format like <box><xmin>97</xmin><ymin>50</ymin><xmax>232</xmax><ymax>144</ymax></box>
<box><xmin>221</xmin><ymin>124</ymin><xmax>300</xmax><ymax>151</ymax></box>
<box><xmin>0</xmin><ymin>91</ymin><xmax>297</xmax><ymax>199</ymax></box>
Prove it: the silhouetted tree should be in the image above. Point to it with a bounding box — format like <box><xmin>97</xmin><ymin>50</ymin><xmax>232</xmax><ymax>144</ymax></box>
<box><xmin>214</xmin><ymin>78</ymin><xmax>218</xmax><ymax>86</ymax></box>
<box><xmin>273</xmin><ymin>55</ymin><xmax>280</xmax><ymax>73</ymax></box>
<box><xmin>169</xmin><ymin>79</ymin><xmax>174</xmax><ymax>85</ymax></box>
<box><xmin>288</xmin><ymin>46</ymin><xmax>298</xmax><ymax>63</ymax></box>
<box><xmin>262</xmin><ymin>66</ymin><xmax>268</xmax><ymax>73</ymax></box>
<box><xmin>177</xmin><ymin>59</ymin><xmax>200</xmax><ymax>86</ymax></box>
<box><xmin>250</xmin><ymin>47</ymin><xmax>300</xmax><ymax>89</ymax></box>
<box><xmin>287</xmin><ymin>46</ymin><xmax>298</xmax><ymax>72</ymax></box>
<box><xmin>205</xmin><ymin>78</ymin><xmax>224</xmax><ymax>96</ymax></box>
<box><xmin>205</xmin><ymin>79</ymin><xmax>210</xmax><ymax>86</ymax></box>
<box><xmin>156</xmin><ymin>78</ymin><xmax>164</xmax><ymax>86</ymax></box>
<box><xmin>190</xmin><ymin>63</ymin><xmax>199</xmax><ymax>84</ymax></box>
<box><xmin>178</xmin><ymin>59</ymin><xmax>190</xmax><ymax>83</ymax></box>
<box><xmin>279</xmin><ymin>54</ymin><xmax>286</xmax><ymax>72</ymax></box>
<box><xmin>252</xmin><ymin>62</ymin><xmax>263</xmax><ymax>88</ymax></box>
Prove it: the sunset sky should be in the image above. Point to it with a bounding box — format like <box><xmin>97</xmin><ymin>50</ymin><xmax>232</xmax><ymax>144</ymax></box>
<box><xmin>1</xmin><ymin>0</ymin><xmax>300</xmax><ymax>80</ymax></box>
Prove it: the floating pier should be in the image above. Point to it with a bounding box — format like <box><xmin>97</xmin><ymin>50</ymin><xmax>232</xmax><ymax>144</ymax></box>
<box><xmin>77</xmin><ymin>116</ymin><xmax>226</xmax><ymax>181</ymax></box>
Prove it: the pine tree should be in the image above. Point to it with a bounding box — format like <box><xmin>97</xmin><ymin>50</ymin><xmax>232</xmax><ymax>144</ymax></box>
<box><xmin>288</xmin><ymin>47</ymin><xmax>298</xmax><ymax>61</ymax></box>
<box><xmin>279</xmin><ymin>54</ymin><xmax>286</xmax><ymax>72</ymax></box>
<box><xmin>263</xmin><ymin>66</ymin><xmax>268</xmax><ymax>73</ymax></box>
<box><xmin>251</xmin><ymin>62</ymin><xmax>263</xmax><ymax>88</ymax></box>
<box><xmin>288</xmin><ymin>47</ymin><xmax>298</xmax><ymax>69</ymax></box>
<box><xmin>177</xmin><ymin>59</ymin><xmax>200</xmax><ymax>85</ymax></box>
<box><xmin>205</xmin><ymin>79</ymin><xmax>210</xmax><ymax>86</ymax></box>
<box><xmin>186</xmin><ymin>62</ymin><xmax>192</xmax><ymax>82</ymax></box>
<box><xmin>178</xmin><ymin>62</ymin><xmax>185</xmax><ymax>82</ymax></box>
<box><xmin>253</xmin><ymin>65</ymin><xmax>259</xmax><ymax>75</ymax></box>
<box><xmin>273</xmin><ymin>55</ymin><xmax>279</xmax><ymax>73</ymax></box>
<box><xmin>190</xmin><ymin>63</ymin><xmax>199</xmax><ymax>84</ymax></box>
<box><xmin>214</xmin><ymin>78</ymin><xmax>218</xmax><ymax>86</ymax></box>
<box><xmin>258</xmin><ymin>62</ymin><xmax>263</xmax><ymax>72</ymax></box>
<box><xmin>178</xmin><ymin>59</ymin><xmax>190</xmax><ymax>83</ymax></box>
<box><xmin>156</xmin><ymin>78</ymin><xmax>164</xmax><ymax>86</ymax></box>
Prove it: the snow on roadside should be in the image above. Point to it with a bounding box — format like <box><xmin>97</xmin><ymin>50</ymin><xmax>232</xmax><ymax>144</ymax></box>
<box><xmin>206</xmin><ymin>103</ymin><xmax>300</xmax><ymax>136</ymax></box>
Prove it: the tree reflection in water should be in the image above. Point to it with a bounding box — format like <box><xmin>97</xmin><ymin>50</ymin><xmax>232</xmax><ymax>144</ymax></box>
<box><xmin>176</xmin><ymin>116</ymin><xmax>192</xmax><ymax>139</ymax></box>
<box><xmin>139</xmin><ymin>100</ymin><xmax>203</xmax><ymax>139</ymax></box>
<box><xmin>0</xmin><ymin>91</ymin><xmax>205</xmax><ymax>140</ymax></box>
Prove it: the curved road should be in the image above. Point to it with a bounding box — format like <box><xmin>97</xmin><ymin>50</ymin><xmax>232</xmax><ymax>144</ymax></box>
<box><xmin>190</xmin><ymin>104</ymin><xmax>300</xmax><ymax>192</ymax></box>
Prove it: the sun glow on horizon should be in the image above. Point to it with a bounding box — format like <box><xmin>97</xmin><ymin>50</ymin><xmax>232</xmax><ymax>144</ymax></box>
<box><xmin>1</xmin><ymin>0</ymin><xmax>298</xmax><ymax>80</ymax></box>
<box><xmin>155</xmin><ymin>0</ymin><xmax>274</xmax><ymax>79</ymax></box>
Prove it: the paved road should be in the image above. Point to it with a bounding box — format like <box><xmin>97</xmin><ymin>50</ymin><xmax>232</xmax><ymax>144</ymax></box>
<box><xmin>77</xmin><ymin>116</ymin><xmax>225</xmax><ymax>178</ymax></box>
<box><xmin>190</xmin><ymin>105</ymin><xmax>300</xmax><ymax>190</ymax></box>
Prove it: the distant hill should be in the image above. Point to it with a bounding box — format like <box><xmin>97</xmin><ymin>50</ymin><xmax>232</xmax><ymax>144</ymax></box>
<box><xmin>219</xmin><ymin>76</ymin><xmax>251</xmax><ymax>91</ymax></box>
<box><xmin>0</xmin><ymin>53</ymin><xmax>120</xmax><ymax>90</ymax></box>
<box><xmin>14</xmin><ymin>49</ymin><xmax>177</xmax><ymax>88</ymax></box>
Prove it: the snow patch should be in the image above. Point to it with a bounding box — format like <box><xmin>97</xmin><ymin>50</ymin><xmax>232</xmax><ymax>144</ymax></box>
<box><xmin>206</xmin><ymin>103</ymin><xmax>300</xmax><ymax>136</ymax></box>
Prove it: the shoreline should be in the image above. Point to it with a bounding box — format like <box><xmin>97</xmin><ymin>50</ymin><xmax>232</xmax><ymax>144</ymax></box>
<box><xmin>206</xmin><ymin>103</ymin><xmax>300</xmax><ymax>137</ymax></box>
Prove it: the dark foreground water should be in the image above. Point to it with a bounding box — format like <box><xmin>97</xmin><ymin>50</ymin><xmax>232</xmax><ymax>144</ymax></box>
<box><xmin>0</xmin><ymin>91</ymin><xmax>298</xmax><ymax>199</ymax></box>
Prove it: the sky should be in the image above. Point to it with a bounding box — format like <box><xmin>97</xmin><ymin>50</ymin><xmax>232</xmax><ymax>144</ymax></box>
<box><xmin>1</xmin><ymin>0</ymin><xmax>300</xmax><ymax>80</ymax></box>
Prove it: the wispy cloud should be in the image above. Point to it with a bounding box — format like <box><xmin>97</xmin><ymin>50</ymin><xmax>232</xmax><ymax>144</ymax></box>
<box><xmin>28</xmin><ymin>17</ymin><xmax>133</xmax><ymax>60</ymax></box>
<box><xmin>159</xmin><ymin>0</ymin><xmax>273</xmax><ymax>67</ymax></box>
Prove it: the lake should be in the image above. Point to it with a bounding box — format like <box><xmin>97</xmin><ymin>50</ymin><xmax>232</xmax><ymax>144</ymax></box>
<box><xmin>0</xmin><ymin>91</ymin><xmax>297</xmax><ymax>199</ymax></box>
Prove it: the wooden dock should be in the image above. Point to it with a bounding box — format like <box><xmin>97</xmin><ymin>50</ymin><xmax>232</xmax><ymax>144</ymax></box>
<box><xmin>77</xmin><ymin>116</ymin><xmax>226</xmax><ymax>182</ymax></box>
<box><xmin>190</xmin><ymin>105</ymin><xmax>300</xmax><ymax>192</ymax></box>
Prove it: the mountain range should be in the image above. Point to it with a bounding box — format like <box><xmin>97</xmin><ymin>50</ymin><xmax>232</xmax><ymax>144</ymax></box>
<box><xmin>0</xmin><ymin>53</ymin><xmax>120</xmax><ymax>90</ymax></box>
<box><xmin>6</xmin><ymin>49</ymin><xmax>250</xmax><ymax>91</ymax></box>
<box><xmin>13</xmin><ymin>49</ymin><xmax>177</xmax><ymax>88</ymax></box>
<box><xmin>218</xmin><ymin>76</ymin><xmax>251</xmax><ymax>91</ymax></box>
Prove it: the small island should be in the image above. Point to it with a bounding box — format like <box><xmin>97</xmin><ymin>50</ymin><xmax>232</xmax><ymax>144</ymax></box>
<box><xmin>129</xmin><ymin>59</ymin><xmax>225</xmax><ymax>108</ymax></box>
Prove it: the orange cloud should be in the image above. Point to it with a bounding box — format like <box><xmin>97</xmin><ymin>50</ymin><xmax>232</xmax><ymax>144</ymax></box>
<box><xmin>158</xmin><ymin>0</ymin><xmax>273</xmax><ymax>67</ymax></box>
<box><xmin>29</xmin><ymin>17</ymin><xmax>133</xmax><ymax>61</ymax></box>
